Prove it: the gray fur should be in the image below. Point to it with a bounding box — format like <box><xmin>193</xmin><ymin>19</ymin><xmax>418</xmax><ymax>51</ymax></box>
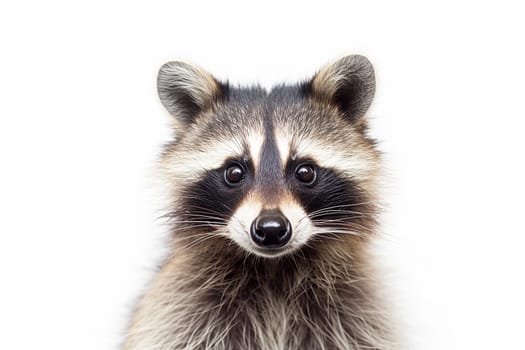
<box><xmin>123</xmin><ymin>56</ymin><xmax>397</xmax><ymax>350</ymax></box>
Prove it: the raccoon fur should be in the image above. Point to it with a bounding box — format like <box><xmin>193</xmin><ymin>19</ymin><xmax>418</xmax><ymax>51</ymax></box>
<box><xmin>123</xmin><ymin>55</ymin><xmax>397</xmax><ymax>350</ymax></box>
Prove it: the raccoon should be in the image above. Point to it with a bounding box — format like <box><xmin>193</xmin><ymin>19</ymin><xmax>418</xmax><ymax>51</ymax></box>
<box><xmin>123</xmin><ymin>55</ymin><xmax>396</xmax><ymax>350</ymax></box>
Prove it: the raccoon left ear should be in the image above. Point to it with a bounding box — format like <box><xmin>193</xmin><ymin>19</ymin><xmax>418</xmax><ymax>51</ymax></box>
<box><xmin>306</xmin><ymin>55</ymin><xmax>375</xmax><ymax>124</ymax></box>
<box><xmin>157</xmin><ymin>61</ymin><xmax>227</xmax><ymax>125</ymax></box>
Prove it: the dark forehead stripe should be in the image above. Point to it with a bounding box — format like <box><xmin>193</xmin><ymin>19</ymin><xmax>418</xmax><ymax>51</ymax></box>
<box><xmin>255</xmin><ymin>103</ymin><xmax>284</xmax><ymax>204</ymax></box>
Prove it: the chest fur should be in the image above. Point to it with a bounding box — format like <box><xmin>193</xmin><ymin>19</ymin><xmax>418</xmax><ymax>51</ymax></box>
<box><xmin>124</xmin><ymin>250</ymin><xmax>393</xmax><ymax>350</ymax></box>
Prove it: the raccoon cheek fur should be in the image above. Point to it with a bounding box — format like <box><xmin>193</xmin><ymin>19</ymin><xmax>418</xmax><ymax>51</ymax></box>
<box><xmin>123</xmin><ymin>55</ymin><xmax>399</xmax><ymax>350</ymax></box>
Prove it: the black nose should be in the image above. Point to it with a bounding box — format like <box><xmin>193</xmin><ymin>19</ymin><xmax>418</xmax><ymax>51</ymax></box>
<box><xmin>250</xmin><ymin>210</ymin><xmax>292</xmax><ymax>248</ymax></box>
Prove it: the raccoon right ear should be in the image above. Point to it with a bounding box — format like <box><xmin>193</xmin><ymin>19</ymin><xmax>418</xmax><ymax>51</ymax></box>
<box><xmin>306</xmin><ymin>55</ymin><xmax>375</xmax><ymax>125</ymax></box>
<box><xmin>157</xmin><ymin>61</ymin><xmax>227</xmax><ymax>125</ymax></box>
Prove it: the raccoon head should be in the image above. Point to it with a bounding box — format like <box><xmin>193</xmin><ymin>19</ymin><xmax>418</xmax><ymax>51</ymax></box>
<box><xmin>158</xmin><ymin>56</ymin><xmax>380</xmax><ymax>258</ymax></box>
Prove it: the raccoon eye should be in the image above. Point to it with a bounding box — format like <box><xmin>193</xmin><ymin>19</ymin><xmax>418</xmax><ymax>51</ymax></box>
<box><xmin>224</xmin><ymin>163</ymin><xmax>245</xmax><ymax>185</ymax></box>
<box><xmin>295</xmin><ymin>163</ymin><xmax>317</xmax><ymax>184</ymax></box>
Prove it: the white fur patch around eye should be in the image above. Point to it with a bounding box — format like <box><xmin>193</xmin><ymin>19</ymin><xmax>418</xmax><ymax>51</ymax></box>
<box><xmin>162</xmin><ymin>138</ymin><xmax>245</xmax><ymax>182</ymax></box>
<box><xmin>273</xmin><ymin>130</ymin><xmax>376</xmax><ymax>180</ymax></box>
<box><xmin>246</xmin><ymin>131</ymin><xmax>265</xmax><ymax>170</ymax></box>
<box><xmin>274</xmin><ymin>132</ymin><xmax>291</xmax><ymax>168</ymax></box>
<box><xmin>294</xmin><ymin>139</ymin><xmax>377</xmax><ymax>181</ymax></box>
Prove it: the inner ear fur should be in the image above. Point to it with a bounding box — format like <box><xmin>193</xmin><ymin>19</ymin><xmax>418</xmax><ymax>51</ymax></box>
<box><xmin>308</xmin><ymin>55</ymin><xmax>376</xmax><ymax>124</ymax></box>
<box><xmin>157</xmin><ymin>61</ymin><xmax>228</xmax><ymax>125</ymax></box>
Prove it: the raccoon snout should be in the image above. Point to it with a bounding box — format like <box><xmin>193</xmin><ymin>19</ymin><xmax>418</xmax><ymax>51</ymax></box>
<box><xmin>250</xmin><ymin>209</ymin><xmax>292</xmax><ymax>248</ymax></box>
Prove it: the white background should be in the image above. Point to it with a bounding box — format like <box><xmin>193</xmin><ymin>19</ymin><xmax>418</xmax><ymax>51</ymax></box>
<box><xmin>1</xmin><ymin>1</ymin><xmax>524</xmax><ymax>349</ymax></box>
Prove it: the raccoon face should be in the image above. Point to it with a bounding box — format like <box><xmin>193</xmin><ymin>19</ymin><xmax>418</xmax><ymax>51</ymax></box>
<box><xmin>158</xmin><ymin>56</ymin><xmax>380</xmax><ymax>258</ymax></box>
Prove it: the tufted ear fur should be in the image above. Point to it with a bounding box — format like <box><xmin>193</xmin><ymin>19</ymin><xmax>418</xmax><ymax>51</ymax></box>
<box><xmin>157</xmin><ymin>61</ymin><xmax>228</xmax><ymax>125</ymax></box>
<box><xmin>306</xmin><ymin>55</ymin><xmax>375</xmax><ymax>124</ymax></box>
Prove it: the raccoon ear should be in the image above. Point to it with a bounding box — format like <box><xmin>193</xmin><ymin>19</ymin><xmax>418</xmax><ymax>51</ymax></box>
<box><xmin>307</xmin><ymin>55</ymin><xmax>375</xmax><ymax>124</ymax></box>
<box><xmin>157</xmin><ymin>61</ymin><xmax>227</xmax><ymax>124</ymax></box>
